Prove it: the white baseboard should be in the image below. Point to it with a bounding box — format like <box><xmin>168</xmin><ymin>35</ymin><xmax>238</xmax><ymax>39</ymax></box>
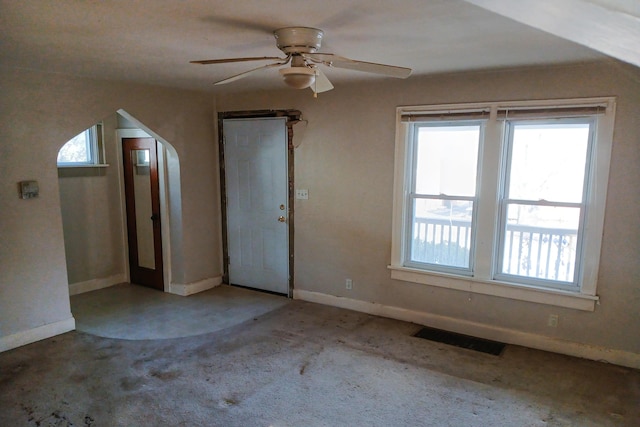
<box><xmin>0</xmin><ymin>317</ymin><xmax>76</xmax><ymax>353</ymax></box>
<box><xmin>293</xmin><ymin>289</ymin><xmax>640</xmax><ymax>370</ymax></box>
<box><xmin>69</xmin><ymin>274</ymin><xmax>126</xmax><ymax>296</ymax></box>
<box><xmin>168</xmin><ymin>276</ymin><xmax>223</xmax><ymax>296</ymax></box>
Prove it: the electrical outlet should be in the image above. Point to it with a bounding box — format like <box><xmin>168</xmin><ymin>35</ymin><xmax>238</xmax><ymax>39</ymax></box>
<box><xmin>547</xmin><ymin>314</ymin><xmax>559</xmax><ymax>327</ymax></box>
<box><xmin>345</xmin><ymin>279</ymin><xmax>353</xmax><ymax>290</ymax></box>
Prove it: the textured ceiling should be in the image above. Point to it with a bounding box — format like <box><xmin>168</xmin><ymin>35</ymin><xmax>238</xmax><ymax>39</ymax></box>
<box><xmin>0</xmin><ymin>0</ymin><xmax>606</xmax><ymax>93</ymax></box>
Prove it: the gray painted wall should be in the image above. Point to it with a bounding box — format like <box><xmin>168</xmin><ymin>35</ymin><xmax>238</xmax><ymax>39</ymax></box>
<box><xmin>216</xmin><ymin>61</ymin><xmax>640</xmax><ymax>355</ymax></box>
<box><xmin>1</xmin><ymin>60</ymin><xmax>638</xmax><ymax>360</ymax></box>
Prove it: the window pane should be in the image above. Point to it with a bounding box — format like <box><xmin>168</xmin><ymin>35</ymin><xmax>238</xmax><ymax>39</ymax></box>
<box><xmin>415</xmin><ymin>125</ymin><xmax>480</xmax><ymax>196</ymax></box>
<box><xmin>57</xmin><ymin>129</ymin><xmax>92</xmax><ymax>164</ymax></box>
<box><xmin>508</xmin><ymin>123</ymin><xmax>589</xmax><ymax>202</ymax></box>
<box><xmin>410</xmin><ymin>198</ymin><xmax>473</xmax><ymax>268</ymax></box>
<box><xmin>501</xmin><ymin>204</ymin><xmax>580</xmax><ymax>283</ymax></box>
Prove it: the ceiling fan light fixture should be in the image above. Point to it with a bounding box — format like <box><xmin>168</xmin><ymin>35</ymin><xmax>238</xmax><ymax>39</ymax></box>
<box><xmin>279</xmin><ymin>67</ymin><xmax>316</xmax><ymax>89</ymax></box>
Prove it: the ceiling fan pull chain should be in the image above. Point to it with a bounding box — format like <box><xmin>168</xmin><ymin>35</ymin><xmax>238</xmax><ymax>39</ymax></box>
<box><xmin>313</xmin><ymin>72</ymin><xmax>317</xmax><ymax>97</ymax></box>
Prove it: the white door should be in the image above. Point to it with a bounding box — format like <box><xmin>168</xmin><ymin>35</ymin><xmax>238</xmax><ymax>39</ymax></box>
<box><xmin>223</xmin><ymin>117</ymin><xmax>289</xmax><ymax>294</ymax></box>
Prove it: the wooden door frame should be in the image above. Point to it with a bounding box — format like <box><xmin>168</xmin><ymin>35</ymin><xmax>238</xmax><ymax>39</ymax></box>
<box><xmin>115</xmin><ymin>112</ymin><xmax>175</xmax><ymax>293</ymax></box>
<box><xmin>122</xmin><ymin>137</ymin><xmax>164</xmax><ymax>290</ymax></box>
<box><xmin>218</xmin><ymin>109</ymin><xmax>301</xmax><ymax>298</ymax></box>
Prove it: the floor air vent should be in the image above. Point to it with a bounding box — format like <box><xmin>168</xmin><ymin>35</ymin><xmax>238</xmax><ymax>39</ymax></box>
<box><xmin>413</xmin><ymin>326</ymin><xmax>506</xmax><ymax>356</ymax></box>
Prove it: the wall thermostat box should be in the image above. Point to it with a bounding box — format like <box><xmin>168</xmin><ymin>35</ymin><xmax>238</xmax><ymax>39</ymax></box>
<box><xmin>19</xmin><ymin>181</ymin><xmax>39</xmax><ymax>199</ymax></box>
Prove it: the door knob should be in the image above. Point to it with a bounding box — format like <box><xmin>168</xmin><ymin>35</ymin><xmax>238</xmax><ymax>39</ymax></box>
<box><xmin>278</xmin><ymin>216</ymin><xmax>286</xmax><ymax>223</ymax></box>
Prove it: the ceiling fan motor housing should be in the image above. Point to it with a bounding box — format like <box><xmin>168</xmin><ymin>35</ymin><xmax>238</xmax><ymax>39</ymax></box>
<box><xmin>274</xmin><ymin>27</ymin><xmax>324</xmax><ymax>53</ymax></box>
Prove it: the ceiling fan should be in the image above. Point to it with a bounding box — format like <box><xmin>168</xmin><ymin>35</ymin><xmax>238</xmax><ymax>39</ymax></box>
<box><xmin>191</xmin><ymin>27</ymin><xmax>412</xmax><ymax>95</ymax></box>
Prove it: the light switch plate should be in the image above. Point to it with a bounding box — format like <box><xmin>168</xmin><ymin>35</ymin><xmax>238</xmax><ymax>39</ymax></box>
<box><xmin>296</xmin><ymin>189</ymin><xmax>309</xmax><ymax>200</ymax></box>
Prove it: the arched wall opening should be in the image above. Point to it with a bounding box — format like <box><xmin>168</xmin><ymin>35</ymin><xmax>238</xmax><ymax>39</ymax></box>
<box><xmin>56</xmin><ymin>109</ymin><xmax>182</xmax><ymax>296</ymax></box>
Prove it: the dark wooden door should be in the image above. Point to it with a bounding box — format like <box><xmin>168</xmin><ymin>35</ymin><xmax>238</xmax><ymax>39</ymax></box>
<box><xmin>122</xmin><ymin>138</ymin><xmax>164</xmax><ymax>290</ymax></box>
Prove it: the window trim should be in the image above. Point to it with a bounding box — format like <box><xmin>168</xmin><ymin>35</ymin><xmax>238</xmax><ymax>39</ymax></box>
<box><xmin>390</xmin><ymin>97</ymin><xmax>616</xmax><ymax>311</ymax></box>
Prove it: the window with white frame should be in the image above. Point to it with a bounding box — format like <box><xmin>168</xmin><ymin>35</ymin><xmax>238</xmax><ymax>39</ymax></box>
<box><xmin>406</xmin><ymin>121</ymin><xmax>482</xmax><ymax>274</ymax></box>
<box><xmin>390</xmin><ymin>99</ymin><xmax>615</xmax><ymax>310</ymax></box>
<box><xmin>496</xmin><ymin>119</ymin><xmax>592</xmax><ymax>288</ymax></box>
<box><xmin>57</xmin><ymin>123</ymin><xmax>105</xmax><ymax>166</ymax></box>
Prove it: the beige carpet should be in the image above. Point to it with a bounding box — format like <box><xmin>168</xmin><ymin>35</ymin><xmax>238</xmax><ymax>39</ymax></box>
<box><xmin>2</xmin><ymin>291</ymin><xmax>638</xmax><ymax>426</ymax></box>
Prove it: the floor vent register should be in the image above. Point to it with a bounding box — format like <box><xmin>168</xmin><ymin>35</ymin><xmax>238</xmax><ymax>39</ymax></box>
<box><xmin>413</xmin><ymin>326</ymin><xmax>506</xmax><ymax>356</ymax></box>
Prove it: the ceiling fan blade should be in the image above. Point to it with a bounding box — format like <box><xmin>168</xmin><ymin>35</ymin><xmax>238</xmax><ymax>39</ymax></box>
<box><xmin>303</xmin><ymin>53</ymin><xmax>411</xmax><ymax>79</ymax></box>
<box><xmin>191</xmin><ymin>56</ymin><xmax>287</xmax><ymax>65</ymax></box>
<box><xmin>198</xmin><ymin>16</ymin><xmax>276</xmax><ymax>35</ymax></box>
<box><xmin>214</xmin><ymin>61</ymin><xmax>287</xmax><ymax>85</ymax></box>
<box><xmin>311</xmin><ymin>68</ymin><xmax>334</xmax><ymax>94</ymax></box>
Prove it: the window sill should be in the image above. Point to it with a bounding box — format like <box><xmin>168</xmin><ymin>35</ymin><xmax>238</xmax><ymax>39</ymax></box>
<box><xmin>388</xmin><ymin>265</ymin><xmax>598</xmax><ymax>311</ymax></box>
<box><xmin>57</xmin><ymin>164</ymin><xmax>109</xmax><ymax>169</ymax></box>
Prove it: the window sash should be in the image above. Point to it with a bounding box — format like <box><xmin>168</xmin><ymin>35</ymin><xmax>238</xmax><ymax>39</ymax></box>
<box><xmin>494</xmin><ymin>118</ymin><xmax>595</xmax><ymax>289</ymax></box>
<box><xmin>404</xmin><ymin>121</ymin><xmax>482</xmax><ymax>274</ymax></box>
<box><xmin>406</xmin><ymin>195</ymin><xmax>476</xmax><ymax>274</ymax></box>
